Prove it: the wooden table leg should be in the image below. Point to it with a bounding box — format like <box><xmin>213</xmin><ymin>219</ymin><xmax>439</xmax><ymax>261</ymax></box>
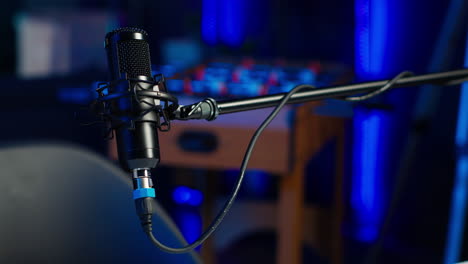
<box><xmin>277</xmin><ymin>164</ymin><xmax>305</xmax><ymax>264</ymax></box>
<box><xmin>276</xmin><ymin>104</ymin><xmax>319</xmax><ymax>264</ymax></box>
<box><xmin>277</xmin><ymin>103</ymin><xmax>345</xmax><ymax>264</ymax></box>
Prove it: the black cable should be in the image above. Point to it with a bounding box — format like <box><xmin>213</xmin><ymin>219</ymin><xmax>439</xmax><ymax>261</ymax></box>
<box><xmin>144</xmin><ymin>84</ymin><xmax>316</xmax><ymax>253</ymax></box>
<box><xmin>341</xmin><ymin>71</ymin><xmax>414</xmax><ymax>101</ymax></box>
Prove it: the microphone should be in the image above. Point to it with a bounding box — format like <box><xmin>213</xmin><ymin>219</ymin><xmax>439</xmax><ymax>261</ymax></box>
<box><xmin>103</xmin><ymin>27</ymin><xmax>170</xmax><ymax>210</ymax></box>
<box><xmin>101</xmin><ymin>27</ymin><xmax>178</xmax><ymax>229</ymax></box>
<box><xmin>105</xmin><ymin>27</ymin><xmax>159</xmax><ymax>172</ymax></box>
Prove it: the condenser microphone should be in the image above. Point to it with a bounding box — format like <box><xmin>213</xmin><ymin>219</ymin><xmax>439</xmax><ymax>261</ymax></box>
<box><xmin>104</xmin><ymin>27</ymin><xmax>163</xmax><ymax>202</ymax></box>
<box><xmin>105</xmin><ymin>27</ymin><xmax>160</xmax><ymax>172</ymax></box>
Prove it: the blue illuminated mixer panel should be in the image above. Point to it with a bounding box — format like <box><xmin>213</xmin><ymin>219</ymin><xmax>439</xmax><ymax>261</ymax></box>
<box><xmin>153</xmin><ymin>58</ymin><xmax>350</xmax><ymax>99</ymax></box>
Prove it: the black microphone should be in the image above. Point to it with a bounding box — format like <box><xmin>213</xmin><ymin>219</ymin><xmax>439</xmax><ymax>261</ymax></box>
<box><xmin>104</xmin><ymin>27</ymin><xmax>160</xmax><ymax>202</ymax></box>
<box><xmin>105</xmin><ymin>27</ymin><xmax>159</xmax><ymax>170</ymax></box>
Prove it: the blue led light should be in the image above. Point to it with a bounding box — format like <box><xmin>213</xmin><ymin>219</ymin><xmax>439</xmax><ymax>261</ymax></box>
<box><xmin>175</xmin><ymin>210</ymin><xmax>203</xmax><ymax>246</ymax></box>
<box><xmin>355</xmin><ymin>0</ymin><xmax>388</xmax><ymax>79</ymax></box>
<box><xmin>351</xmin><ymin>109</ymin><xmax>387</xmax><ymax>242</ymax></box>
<box><xmin>443</xmin><ymin>24</ymin><xmax>468</xmax><ymax>264</ymax></box>
<box><xmin>355</xmin><ymin>0</ymin><xmax>370</xmax><ymax>76</ymax></box>
<box><xmin>369</xmin><ymin>0</ymin><xmax>387</xmax><ymax>76</ymax></box>
<box><xmin>219</xmin><ymin>0</ymin><xmax>245</xmax><ymax>47</ymax></box>
<box><xmin>173</xmin><ymin>186</ymin><xmax>203</xmax><ymax>206</ymax></box>
<box><xmin>202</xmin><ymin>0</ymin><xmax>246</xmax><ymax>47</ymax></box>
<box><xmin>456</xmin><ymin>81</ymin><xmax>468</xmax><ymax>147</ymax></box>
<box><xmin>202</xmin><ymin>0</ymin><xmax>218</xmax><ymax>45</ymax></box>
<box><xmin>353</xmin><ymin>0</ymin><xmax>394</xmax><ymax>243</ymax></box>
<box><xmin>280</xmin><ymin>82</ymin><xmax>296</xmax><ymax>93</ymax></box>
<box><xmin>191</xmin><ymin>80</ymin><xmax>205</xmax><ymax>94</ymax></box>
<box><xmin>298</xmin><ymin>69</ymin><xmax>316</xmax><ymax>84</ymax></box>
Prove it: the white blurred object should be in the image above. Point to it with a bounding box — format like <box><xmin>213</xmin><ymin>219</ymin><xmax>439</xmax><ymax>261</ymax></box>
<box><xmin>15</xmin><ymin>10</ymin><xmax>117</xmax><ymax>78</ymax></box>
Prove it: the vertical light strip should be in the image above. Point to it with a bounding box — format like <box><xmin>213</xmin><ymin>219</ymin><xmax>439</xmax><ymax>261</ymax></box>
<box><xmin>201</xmin><ymin>0</ymin><xmax>218</xmax><ymax>45</ymax></box>
<box><xmin>455</xmin><ymin>75</ymin><xmax>468</xmax><ymax>146</ymax></box>
<box><xmin>353</xmin><ymin>0</ymin><xmax>389</xmax><ymax>243</ymax></box>
<box><xmin>352</xmin><ymin>110</ymin><xmax>385</xmax><ymax>242</ymax></box>
<box><xmin>443</xmin><ymin>30</ymin><xmax>468</xmax><ymax>264</ymax></box>
<box><xmin>369</xmin><ymin>0</ymin><xmax>387</xmax><ymax>76</ymax></box>
<box><xmin>202</xmin><ymin>0</ymin><xmax>246</xmax><ymax>47</ymax></box>
<box><xmin>355</xmin><ymin>0</ymin><xmax>387</xmax><ymax>78</ymax></box>
<box><xmin>355</xmin><ymin>0</ymin><xmax>370</xmax><ymax>76</ymax></box>
<box><xmin>219</xmin><ymin>0</ymin><xmax>245</xmax><ymax>47</ymax></box>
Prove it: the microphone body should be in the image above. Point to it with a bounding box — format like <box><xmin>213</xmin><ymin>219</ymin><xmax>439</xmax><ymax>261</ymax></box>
<box><xmin>104</xmin><ymin>28</ymin><xmax>160</xmax><ymax>171</ymax></box>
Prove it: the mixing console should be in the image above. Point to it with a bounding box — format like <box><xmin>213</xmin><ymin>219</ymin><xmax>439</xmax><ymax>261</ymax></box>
<box><xmin>153</xmin><ymin>58</ymin><xmax>350</xmax><ymax>98</ymax></box>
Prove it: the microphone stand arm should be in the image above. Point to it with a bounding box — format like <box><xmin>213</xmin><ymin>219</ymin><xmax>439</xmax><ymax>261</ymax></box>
<box><xmin>171</xmin><ymin>68</ymin><xmax>468</xmax><ymax>121</ymax></box>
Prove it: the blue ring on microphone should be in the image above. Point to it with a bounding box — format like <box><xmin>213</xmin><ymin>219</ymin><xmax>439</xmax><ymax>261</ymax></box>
<box><xmin>133</xmin><ymin>188</ymin><xmax>156</xmax><ymax>200</ymax></box>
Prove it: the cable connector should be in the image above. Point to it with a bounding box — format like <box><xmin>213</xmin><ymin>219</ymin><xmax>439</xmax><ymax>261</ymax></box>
<box><xmin>135</xmin><ymin>197</ymin><xmax>154</xmax><ymax>232</ymax></box>
<box><xmin>132</xmin><ymin>169</ymin><xmax>155</xmax><ymax>199</ymax></box>
<box><xmin>132</xmin><ymin>168</ymin><xmax>156</xmax><ymax>232</ymax></box>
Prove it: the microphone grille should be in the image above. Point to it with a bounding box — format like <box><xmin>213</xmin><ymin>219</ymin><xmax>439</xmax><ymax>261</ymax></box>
<box><xmin>106</xmin><ymin>27</ymin><xmax>152</xmax><ymax>79</ymax></box>
<box><xmin>118</xmin><ymin>39</ymin><xmax>152</xmax><ymax>78</ymax></box>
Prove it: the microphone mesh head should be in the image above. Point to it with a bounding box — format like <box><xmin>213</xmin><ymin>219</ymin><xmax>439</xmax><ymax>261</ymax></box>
<box><xmin>106</xmin><ymin>27</ymin><xmax>152</xmax><ymax>79</ymax></box>
<box><xmin>118</xmin><ymin>40</ymin><xmax>152</xmax><ymax>78</ymax></box>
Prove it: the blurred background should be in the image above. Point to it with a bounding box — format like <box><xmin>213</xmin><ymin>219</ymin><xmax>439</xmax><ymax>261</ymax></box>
<box><xmin>1</xmin><ymin>0</ymin><xmax>468</xmax><ymax>264</ymax></box>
